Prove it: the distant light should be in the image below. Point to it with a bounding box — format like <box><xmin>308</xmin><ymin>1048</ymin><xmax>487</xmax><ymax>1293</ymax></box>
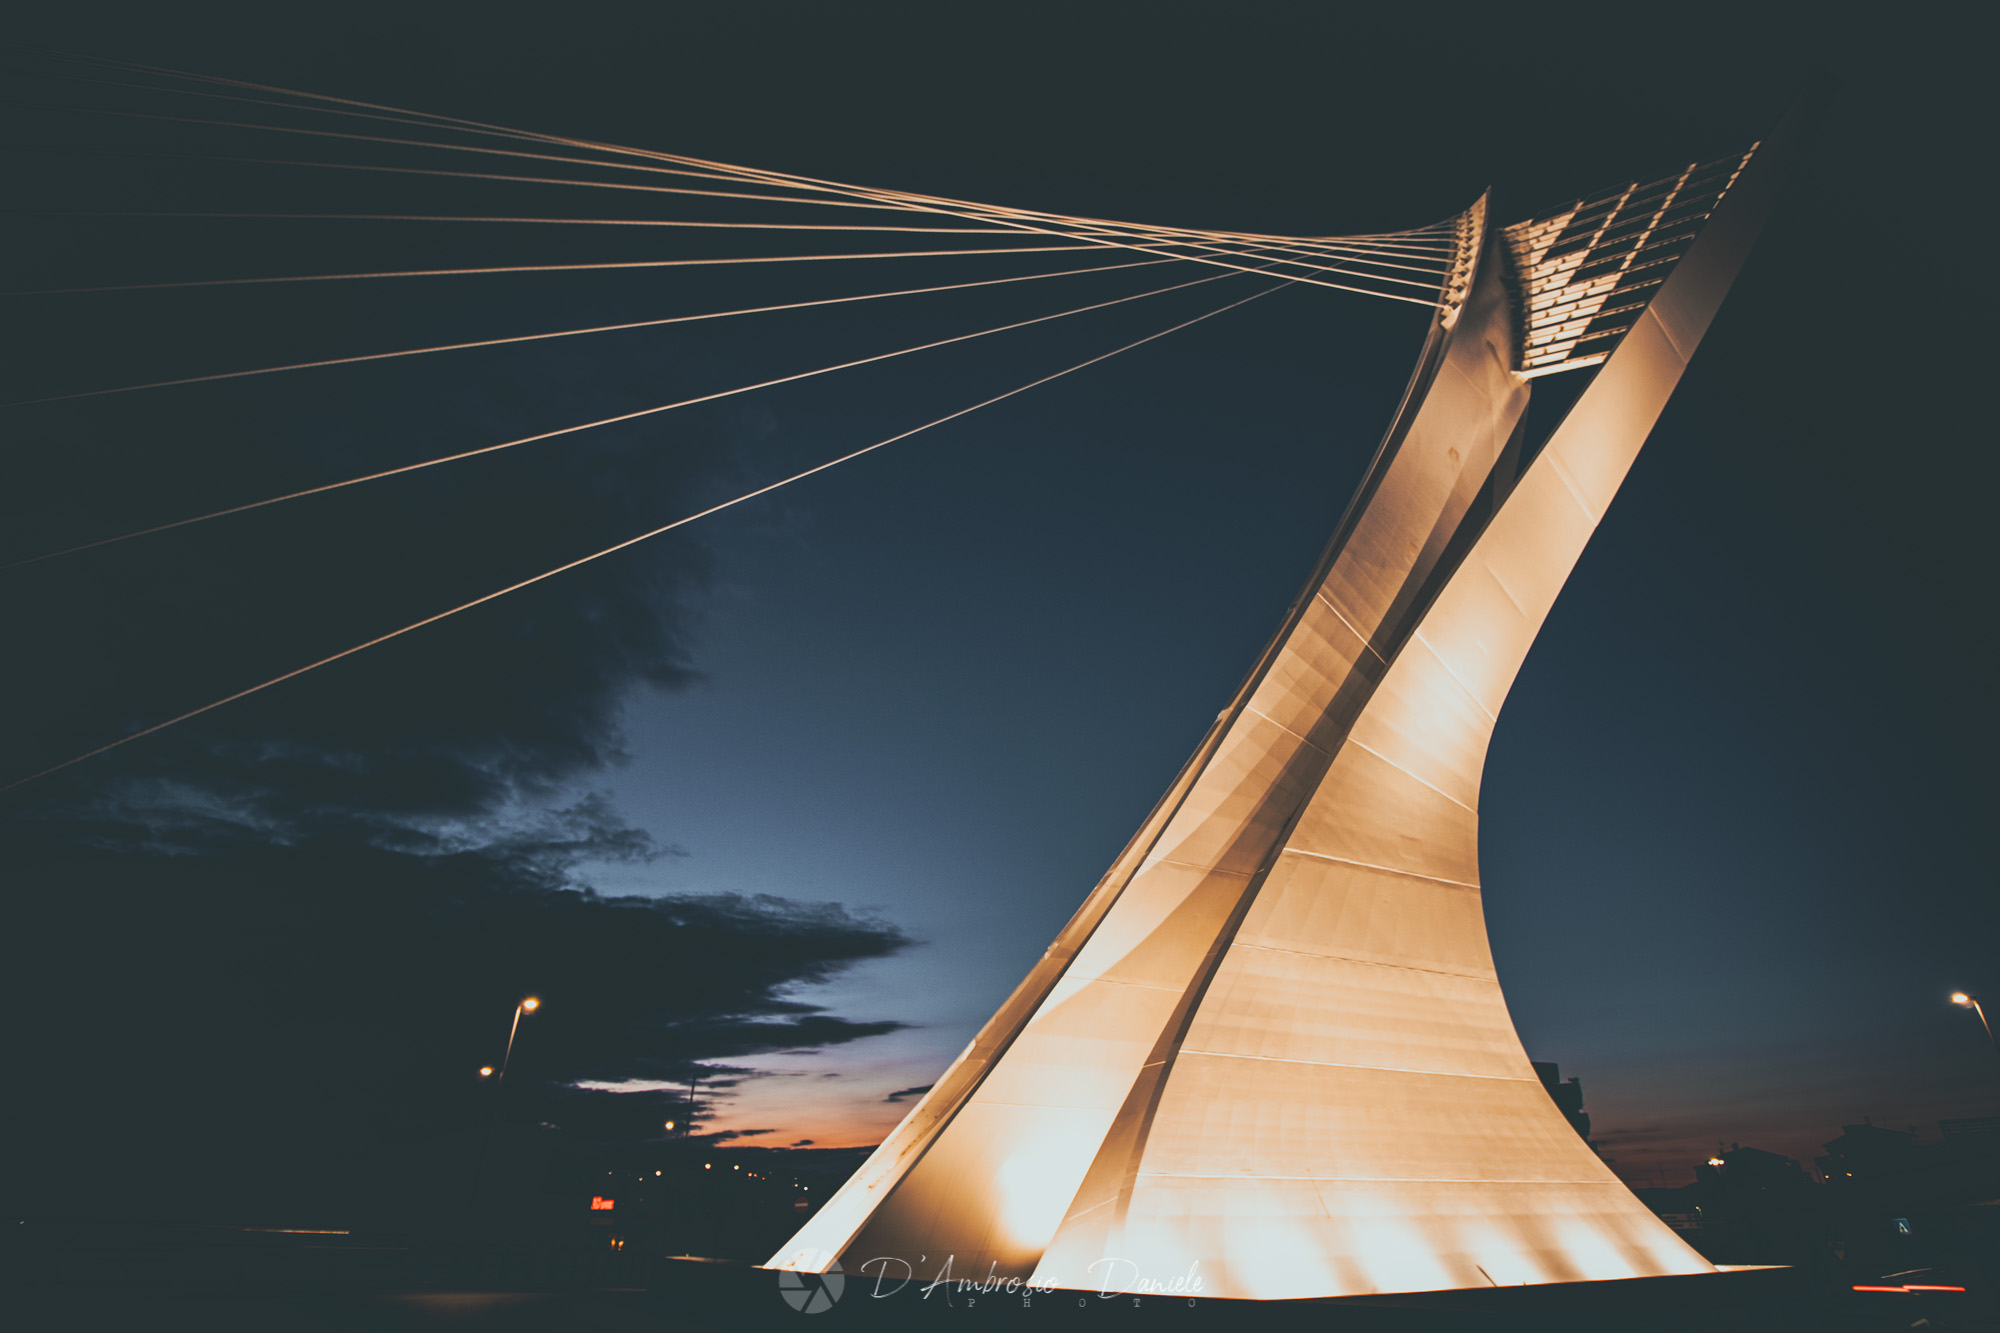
<box><xmin>663</xmin><ymin>1120</ymin><xmax>676</xmax><ymax>1131</ymax></box>
<box><xmin>1707</xmin><ymin>1156</ymin><xmax>1725</xmax><ymax>1167</ymax></box>
<box><xmin>734</xmin><ymin>1164</ymin><xmax>741</xmax><ymax>1171</ymax></box>
<box><xmin>589</xmin><ymin>1196</ymin><xmax>615</xmax><ymax>1211</ymax></box>
<box><xmin>1951</xmin><ymin>992</ymin><xmax>1973</xmax><ymax>1006</ymax></box>
<box><xmin>704</xmin><ymin>1164</ymin><xmax>711</xmax><ymax>1170</ymax></box>
<box><xmin>655</xmin><ymin>1170</ymin><xmax>662</xmax><ymax>1177</ymax></box>
<box><xmin>521</xmin><ymin>997</ymin><xmax>541</xmax><ymax>1013</ymax></box>
<box><xmin>478</xmin><ymin>1066</ymin><xmax>494</xmax><ymax>1078</ymax></box>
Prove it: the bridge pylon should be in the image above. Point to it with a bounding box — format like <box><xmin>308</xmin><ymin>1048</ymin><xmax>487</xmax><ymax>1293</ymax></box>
<box><xmin>770</xmin><ymin>103</ymin><xmax>1802</xmax><ymax>1300</ymax></box>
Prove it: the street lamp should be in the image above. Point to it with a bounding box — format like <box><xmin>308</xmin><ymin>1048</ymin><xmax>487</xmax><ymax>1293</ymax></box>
<box><xmin>1950</xmin><ymin>992</ymin><xmax>2000</xmax><ymax>1067</ymax></box>
<box><xmin>478</xmin><ymin>1066</ymin><xmax>495</xmax><ymax>1079</ymax></box>
<box><xmin>497</xmin><ymin>996</ymin><xmax>541</xmax><ymax>1085</ymax></box>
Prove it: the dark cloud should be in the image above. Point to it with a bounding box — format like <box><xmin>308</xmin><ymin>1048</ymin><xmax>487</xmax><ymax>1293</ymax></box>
<box><xmin>884</xmin><ymin>1084</ymin><xmax>933</xmax><ymax>1103</ymax></box>
<box><xmin>0</xmin><ymin>340</ymin><xmax>735</xmax><ymax>823</ymax></box>
<box><xmin>7</xmin><ymin>827</ymin><xmax>911</xmax><ymax>1219</ymax></box>
<box><xmin>0</xmin><ymin>63</ymin><xmax>805</xmax><ymax>814</ymax></box>
<box><xmin>0</xmin><ymin>63</ymin><xmax>930</xmax><ymax>1226</ymax></box>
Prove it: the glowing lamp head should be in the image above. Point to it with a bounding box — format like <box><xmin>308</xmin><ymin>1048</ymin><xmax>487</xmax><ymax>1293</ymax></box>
<box><xmin>1951</xmin><ymin>992</ymin><xmax>1973</xmax><ymax>1007</ymax></box>
<box><xmin>663</xmin><ymin>1120</ymin><xmax>676</xmax><ymax>1131</ymax></box>
<box><xmin>520</xmin><ymin>997</ymin><xmax>541</xmax><ymax>1013</ymax></box>
<box><xmin>478</xmin><ymin>1066</ymin><xmax>494</xmax><ymax>1078</ymax></box>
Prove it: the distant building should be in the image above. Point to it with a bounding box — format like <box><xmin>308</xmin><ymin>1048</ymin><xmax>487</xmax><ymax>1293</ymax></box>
<box><xmin>1815</xmin><ymin>1122</ymin><xmax>1919</xmax><ymax>1187</ymax></box>
<box><xmin>1681</xmin><ymin>1145</ymin><xmax>1813</xmax><ymax>1266</ymax></box>
<box><xmin>1632</xmin><ymin>1185</ymin><xmax>1705</xmax><ymax>1242</ymax></box>
<box><xmin>1939</xmin><ymin>1117</ymin><xmax>2000</xmax><ymax>1153</ymax></box>
<box><xmin>1698</xmin><ymin>1144</ymin><xmax>1808</xmax><ymax>1193</ymax></box>
<box><xmin>1531</xmin><ymin>1062</ymin><xmax>1592</xmax><ymax>1143</ymax></box>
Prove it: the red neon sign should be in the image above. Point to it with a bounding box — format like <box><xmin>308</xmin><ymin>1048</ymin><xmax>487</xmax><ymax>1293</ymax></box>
<box><xmin>590</xmin><ymin>1196</ymin><xmax>615</xmax><ymax>1211</ymax></box>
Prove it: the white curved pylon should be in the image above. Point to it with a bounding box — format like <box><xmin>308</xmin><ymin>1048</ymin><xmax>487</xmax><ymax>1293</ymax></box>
<box><xmin>770</xmin><ymin>105</ymin><xmax>1799</xmax><ymax>1300</ymax></box>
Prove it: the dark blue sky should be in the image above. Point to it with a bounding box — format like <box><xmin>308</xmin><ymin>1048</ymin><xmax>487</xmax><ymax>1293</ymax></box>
<box><xmin>4</xmin><ymin>0</ymin><xmax>1991</xmax><ymax>1205</ymax></box>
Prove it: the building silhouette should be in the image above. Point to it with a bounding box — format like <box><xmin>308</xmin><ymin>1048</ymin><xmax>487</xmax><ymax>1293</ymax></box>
<box><xmin>1532</xmin><ymin>1061</ymin><xmax>1592</xmax><ymax>1144</ymax></box>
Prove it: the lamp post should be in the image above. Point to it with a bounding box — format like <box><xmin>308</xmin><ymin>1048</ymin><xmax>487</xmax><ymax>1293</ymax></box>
<box><xmin>497</xmin><ymin>996</ymin><xmax>540</xmax><ymax>1085</ymax></box>
<box><xmin>1949</xmin><ymin>992</ymin><xmax>2000</xmax><ymax>1068</ymax></box>
<box><xmin>471</xmin><ymin>998</ymin><xmax>540</xmax><ymax>1229</ymax></box>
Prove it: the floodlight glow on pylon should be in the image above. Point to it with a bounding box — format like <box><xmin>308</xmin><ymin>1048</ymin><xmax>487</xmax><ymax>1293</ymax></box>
<box><xmin>767</xmin><ymin>101</ymin><xmax>1806</xmax><ymax>1301</ymax></box>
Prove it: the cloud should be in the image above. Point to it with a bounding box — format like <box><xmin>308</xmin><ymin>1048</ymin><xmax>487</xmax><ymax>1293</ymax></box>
<box><xmin>2</xmin><ymin>278</ymin><xmax>753</xmax><ymax>826</ymax></box>
<box><xmin>6</xmin><ymin>831</ymin><xmax>912</xmax><ymax>1217</ymax></box>
<box><xmin>0</xmin><ymin>111</ymin><xmax>925</xmax><ymax>1228</ymax></box>
<box><xmin>884</xmin><ymin>1085</ymin><xmax>934</xmax><ymax>1103</ymax></box>
<box><xmin>0</xmin><ymin>299</ymin><xmax>921</xmax><ymax>1221</ymax></box>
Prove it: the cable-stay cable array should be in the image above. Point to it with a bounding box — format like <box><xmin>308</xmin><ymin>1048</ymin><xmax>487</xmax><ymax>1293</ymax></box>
<box><xmin>4</xmin><ymin>245</ymin><xmax>1113</xmax><ymax>299</ymax></box>
<box><xmin>9</xmin><ymin>253</ymin><xmax>1184</xmax><ymax>408</ymax></box>
<box><xmin>49</xmin><ymin>58</ymin><xmax>1464</xmax><ymax>261</ymax></box>
<box><xmin>0</xmin><ymin>49</ymin><xmax>1472</xmax><ymax>791</ymax></box>
<box><xmin>10</xmin><ymin>59</ymin><xmax>1461</xmax><ymax>294</ymax></box>
<box><xmin>7</xmin><ymin>256</ymin><xmax>1284</xmax><ymax>565</ymax></box>
<box><xmin>2</xmin><ymin>277</ymin><xmax>1296</xmax><ymax>793</ymax></box>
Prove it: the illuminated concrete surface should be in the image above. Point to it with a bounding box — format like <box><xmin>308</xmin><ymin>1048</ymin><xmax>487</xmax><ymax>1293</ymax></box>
<box><xmin>772</xmin><ymin>108</ymin><xmax>1799</xmax><ymax>1300</ymax></box>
